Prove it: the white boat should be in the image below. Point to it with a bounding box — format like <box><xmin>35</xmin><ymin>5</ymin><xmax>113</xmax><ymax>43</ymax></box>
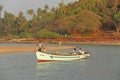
<box><xmin>35</xmin><ymin>51</ymin><xmax>91</xmax><ymax>62</ymax></box>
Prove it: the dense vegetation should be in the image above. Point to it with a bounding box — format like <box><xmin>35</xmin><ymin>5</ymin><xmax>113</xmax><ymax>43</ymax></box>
<box><xmin>0</xmin><ymin>0</ymin><xmax>120</xmax><ymax>39</ymax></box>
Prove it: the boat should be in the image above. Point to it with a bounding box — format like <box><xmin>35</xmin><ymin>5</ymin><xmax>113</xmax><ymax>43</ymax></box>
<box><xmin>35</xmin><ymin>51</ymin><xmax>91</xmax><ymax>62</ymax></box>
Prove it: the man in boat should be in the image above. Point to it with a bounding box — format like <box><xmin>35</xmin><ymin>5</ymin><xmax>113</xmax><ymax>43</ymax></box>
<box><xmin>78</xmin><ymin>48</ymin><xmax>85</xmax><ymax>54</ymax></box>
<box><xmin>42</xmin><ymin>47</ymin><xmax>47</xmax><ymax>53</ymax></box>
<box><xmin>38</xmin><ymin>42</ymin><xmax>43</xmax><ymax>52</ymax></box>
<box><xmin>72</xmin><ymin>48</ymin><xmax>77</xmax><ymax>54</ymax></box>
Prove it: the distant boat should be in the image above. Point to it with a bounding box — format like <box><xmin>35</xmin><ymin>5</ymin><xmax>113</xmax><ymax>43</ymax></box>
<box><xmin>35</xmin><ymin>51</ymin><xmax>91</xmax><ymax>62</ymax></box>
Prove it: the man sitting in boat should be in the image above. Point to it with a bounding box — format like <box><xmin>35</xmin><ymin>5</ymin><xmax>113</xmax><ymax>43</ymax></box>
<box><xmin>78</xmin><ymin>48</ymin><xmax>85</xmax><ymax>54</ymax></box>
<box><xmin>42</xmin><ymin>47</ymin><xmax>47</xmax><ymax>53</ymax></box>
<box><xmin>72</xmin><ymin>48</ymin><xmax>77</xmax><ymax>54</ymax></box>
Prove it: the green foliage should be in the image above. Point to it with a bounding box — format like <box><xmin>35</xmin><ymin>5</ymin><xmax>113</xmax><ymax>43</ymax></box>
<box><xmin>72</xmin><ymin>7</ymin><xmax>82</xmax><ymax>15</ymax></box>
<box><xmin>7</xmin><ymin>35</ymin><xmax>20</xmax><ymax>39</ymax></box>
<box><xmin>114</xmin><ymin>11</ymin><xmax>120</xmax><ymax>21</ymax></box>
<box><xmin>37</xmin><ymin>29</ymin><xmax>59</xmax><ymax>38</ymax></box>
<box><xmin>19</xmin><ymin>32</ymin><xmax>33</xmax><ymax>38</ymax></box>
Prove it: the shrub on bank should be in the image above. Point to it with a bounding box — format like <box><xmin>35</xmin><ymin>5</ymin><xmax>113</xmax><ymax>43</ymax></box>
<box><xmin>19</xmin><ymin>32</ymin><xmax>33</xmax><ymax>38</ymax></box>
<box><xmin>37</xmin><ymin>29</ymin><xmax>59</xmax><ymax>38</ymax></box>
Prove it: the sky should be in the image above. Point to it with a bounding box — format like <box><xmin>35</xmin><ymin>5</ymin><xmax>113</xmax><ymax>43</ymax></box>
<box><xmin>0</xmin><ymin>0</ymin><xmax>77</xmax><ymax>17</ymax></box>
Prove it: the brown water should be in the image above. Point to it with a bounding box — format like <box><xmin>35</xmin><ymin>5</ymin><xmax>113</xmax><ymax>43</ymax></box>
<box><xmin>0</xmin><ymin>43</ymin><xmax>120</xmax><ymax>80</ymax></box>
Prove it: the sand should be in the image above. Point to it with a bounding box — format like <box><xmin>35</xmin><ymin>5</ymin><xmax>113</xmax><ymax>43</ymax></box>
<box><xmin>0</xmin><ymin>46</ymin><xmax>75</xmax><ymax>54</ymax></box>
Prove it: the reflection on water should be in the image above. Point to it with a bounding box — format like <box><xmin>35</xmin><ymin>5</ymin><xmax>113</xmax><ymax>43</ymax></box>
<box><xmin>36</xmin><ymin>59</ymin><xmax>88</xmax><ymax>70</ymax></box>
<box><xmin>0</xmin><ymin>43</ymin><xmax>120</xmax><ymax>80</ymax></box>
<box><xmin>36</xmin><ymin>63</ymin><xmax>52</xmax><ymax>70</ymax></box>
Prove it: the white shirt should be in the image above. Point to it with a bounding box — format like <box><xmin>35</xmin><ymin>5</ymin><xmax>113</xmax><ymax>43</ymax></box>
<box><xmin>38</xmin><ymin>43</ymin><xmax>43</xmax><ymax>48</ymax></box>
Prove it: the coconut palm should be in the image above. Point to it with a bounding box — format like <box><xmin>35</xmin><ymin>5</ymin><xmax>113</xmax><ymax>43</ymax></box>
<box><xmin>0</xmin><ymin>4</ymin><xmax>3</xmax><ymax>18</ymax></box>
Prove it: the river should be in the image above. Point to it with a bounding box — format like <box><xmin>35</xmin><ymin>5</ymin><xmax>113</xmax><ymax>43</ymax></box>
<box><xmin>0</xmin><ymin>43</ymin><xmax>120</xmax><ymax>80</ymax></box>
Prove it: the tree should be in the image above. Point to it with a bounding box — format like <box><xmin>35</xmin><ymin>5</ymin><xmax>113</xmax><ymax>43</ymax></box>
<box><xmin>58</xmin><ymin>2</ymin><xmax>67</xmax><ymax>17</ymax></box>
<box><xmin>71</xmin><ymin>10</ymin><xmax>102</xmax><ymax>36</ymax></box>
<box><xmin>112</xmin><ymin>0</ymin><xmax>120</xmax><ymax>13</ymax></box>
<box><xmin>53</xmin><ymin>16</ymin><xmax>72</xmax><ymax>35</ymax></box>
<box><xmin>14</xmin><ymin>12</ymin><xmax>28</xmax><ymax>35</ymax></box>
<box><xmin>113</xmin><ymin>11</ymin><xmax>120</xmax><ymax>34</ymax></box>
<box><xmin>0</xmin><ymin>4</ymin><xmax>3</xmax><ymax>18</ymax></box>
<box><xmin>2</xmin><ymin>11</ymin><xmax>16</xmax><ymax>36</ymax></box>
<box><xmin>43</xmin><ymin>4</ymin><xmax>49</xmax><ymax>14</ymax></box>
<box><xmin>37</xmin><ymin>29</ymin><xmax>59</xmax><ymax>38</ymax></box>
<box><xmin>37</xmin><ymin>8</ymin><xmax>43</xmax><ymax>18</ymax></box>
<box><xmin>27</xmin><ymin>9</ymin><xmax>34</xmax><ymax>19</ymax></box>
<box><xmin>113</xmin><ymin>0</ymin><xmax>120</xmax><ymax>34</ymax></box>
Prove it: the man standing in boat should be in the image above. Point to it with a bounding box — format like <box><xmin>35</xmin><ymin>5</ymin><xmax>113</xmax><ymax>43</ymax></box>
<box><xmin>38</xmin><ymin>42</ymin><xmax>43</xmax><ymax>52</ymax></box>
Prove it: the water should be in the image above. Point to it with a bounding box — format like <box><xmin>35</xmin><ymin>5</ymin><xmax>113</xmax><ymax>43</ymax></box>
<box><xmin>0</xmin><ymin>43</ymin><xmax>120</xmax><ymax>80</ymax></box>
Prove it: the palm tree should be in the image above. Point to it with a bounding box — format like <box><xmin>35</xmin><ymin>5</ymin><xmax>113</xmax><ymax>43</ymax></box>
<box><xmin>3</xmin><ymin>11</ymin><xmax>15</xmax><ymax>35</ymax></box>
<box><xmin>44</xmin><ymin>4</ymin><xmax>49</xmax><ymax>14</ymax></box>
<box><xmin>0</xmin><ymin>4</ymin><xmax>3</xmax><ymax>18</ymax></box>
<box><xmin>18</xmin><ymin>12</ymin><xmax>27</xmax><ymax>33</ymax></box>
<box><xmin>27</xmin><ymin>9</ymin><xmax>34</xmax><ymax>18</ymax></box>
<box><xmin>37</xmin><ymin>8</ymin><xmax>43</xmax><ymax>18</ymax></box>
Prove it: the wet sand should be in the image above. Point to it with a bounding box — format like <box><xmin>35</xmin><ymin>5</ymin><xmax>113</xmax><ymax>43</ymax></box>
<box><xmin>0</xmin><ymin>46</ymin><xmax>75</xmax><ymax>54</ymax></box>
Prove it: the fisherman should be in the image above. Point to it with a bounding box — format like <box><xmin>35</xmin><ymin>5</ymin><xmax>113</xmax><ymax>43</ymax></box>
<box><xmin>72</xmin><ymin>48</ymin><xmax>77</xmax><ymax>54</ymax></box>
<box><xmin>42</xmin><ymin>47</ymin><xmax>47</xmax><ymax>53</ymax></box>
<box><xmin>38</xmin><ymin>42</ymin><xmax>43</xmax><ymax>52</ymax></box>
<box><xmin>78</xmin><ymin>48</ymin><xmax>85</xmax><ymax>54</ymax></box>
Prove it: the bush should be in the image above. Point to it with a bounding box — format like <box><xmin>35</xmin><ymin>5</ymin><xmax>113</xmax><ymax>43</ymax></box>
<box><xmin>20</xmin><ymin>32</ymin><xmax>33</xmax><ymax>38</ymax></box>
<box><xmin>37</xmin><ymin>29</ymin><xmax>59</xmax><ymax>38</ymax></box>
<box><xmin>81</xmin><ymin>29</ymin><xmax>92</xmax><ymax>36</ymax></box>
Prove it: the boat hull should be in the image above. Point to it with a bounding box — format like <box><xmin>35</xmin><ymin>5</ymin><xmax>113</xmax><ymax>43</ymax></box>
<box><xmin>35</xmin><ymin>51</ymin><xmax>90</xmax><ymax>62</ymax></box>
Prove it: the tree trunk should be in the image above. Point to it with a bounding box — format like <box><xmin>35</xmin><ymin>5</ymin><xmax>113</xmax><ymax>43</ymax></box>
<box><xmin>116</xmin><ymin>24</ymin><xmax>120</xmax><ymax>34</ymax></box>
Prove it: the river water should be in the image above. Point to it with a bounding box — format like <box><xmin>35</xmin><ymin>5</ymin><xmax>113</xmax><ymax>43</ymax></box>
<box><xmin>0</xmin><ymin>43</ymin><xmax>120</xmax><ymax>80</ymax></box>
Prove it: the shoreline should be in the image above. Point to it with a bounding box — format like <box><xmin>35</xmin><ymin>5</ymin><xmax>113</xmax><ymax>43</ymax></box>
<box><xmin>0</xmin><ymin>37</ymin><xmax>120</xmax><ymax>45</ymax></box>
<box><xmin>0</xmin><ymin>45</ymin><xmax>75</xmax><ymax>54</ymax></box>
<box><xmin>62</xmin><ymin>41</ymin><xmax>120</xmax><ymax>45</ymax></box>
<box><xmin>0</xmin><ymin>37</ymin><xmax>120</xmax><ymax>54</ymax></box>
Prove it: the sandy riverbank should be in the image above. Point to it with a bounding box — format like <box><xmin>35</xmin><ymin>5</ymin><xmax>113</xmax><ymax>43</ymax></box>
<box><xmin>0</xmin><ymin>37</ymin><xmax>120</xmax><ymax>54</ymax></box>
<box><xmin>1</xmin><ymin>37</ymin><xmax>120</xmax><ymax>45</ymax></box>
<box><xmin>0</xmin><ymin>46</ymin><xmax>75</xmax><ymax>54</ymax></box>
